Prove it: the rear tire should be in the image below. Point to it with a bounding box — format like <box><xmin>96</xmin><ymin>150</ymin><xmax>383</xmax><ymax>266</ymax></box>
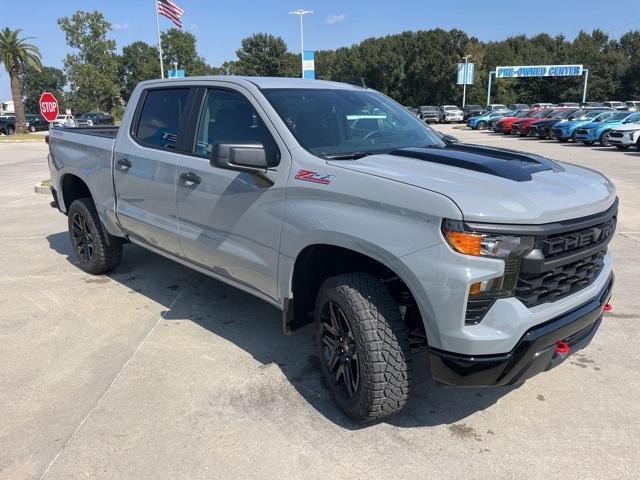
<box><xmin>6</xmin><ymin>125</ymin><xmax>14</xmax><ymax>135</ymax></box>
<box><xmin>315</xmin><ymin>273</ymin><xmax>412</xmax><ymax>422</ymax></box>
<box><xmin>67</xmin><ymin>197</ymin><xmax>123</xmax><ymax>274</ymax></box>
<box><xmin>28</xmin><ymin>125</ymin><xmax>36</xmax><ymax>133</ymax></box>
<box><xmin>600</xmin><ymin>131</ymin><xmax>611</xmax><ymax>147</ymax></box>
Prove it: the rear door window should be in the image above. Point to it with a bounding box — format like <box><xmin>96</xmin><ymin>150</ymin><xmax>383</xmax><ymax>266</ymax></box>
<box><xmin>134</xmin><ymin>88</ymin><xmax>190</xmax><ymax>149</ymax></box>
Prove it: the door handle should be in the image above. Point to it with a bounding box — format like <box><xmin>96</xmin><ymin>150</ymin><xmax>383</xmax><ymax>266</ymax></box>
<box><xmin>116</xmin><ymin>157</ymin><xmax>132</xmax><ymax>170</ymax></box>
<box><xmin>180</xmin><ymin>171</ymin><xmax>202</xmax><ymax>186</ymax></box>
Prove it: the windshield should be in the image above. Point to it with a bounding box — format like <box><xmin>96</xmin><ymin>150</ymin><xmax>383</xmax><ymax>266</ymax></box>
<box><xmin>594</xmin><ymin>112</ymin><xmax>613</xmax><ymax>121</ymax></box>
<box><xmin>552</xmin><ymin>109</ymin><xmax>576</xmax><ymax>119</ymax></box>
<box><xmin>609</xmin><ymin>102</ymin><xmax>624</xmax><ymax>107</ymax></box>
<box><xmin>608</xmin><ymin>112</ymin><xmax>629</xmax><ymax>121</ymax></box>
<box><xmin>466</xmin><ymin>105</ymin><xmax>481</xmax><ymax>109</ymax></box>
<box><xmin>263</xmin><ymin>88</ymin><xmax>445</xmax><ymax>157</ymax></box>
<box><xmin>421</xmin><ymin>106</ymin><xmax>437</xmax><ymax>112</ymax></box>
<box><xmin>443</xmin><ymin>106</ymin><xmax>459</xmax><ymax>111</ymax></box>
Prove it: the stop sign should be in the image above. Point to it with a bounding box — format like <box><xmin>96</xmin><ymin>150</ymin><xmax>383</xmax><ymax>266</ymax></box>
<box><xmin>39</xmin><ymin>92</ymin><xmax>59</xmax><ymax>122</ymax></box>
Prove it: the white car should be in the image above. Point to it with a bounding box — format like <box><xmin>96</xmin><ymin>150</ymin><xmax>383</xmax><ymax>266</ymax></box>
<box><xmin>440</xmin><ymin>105</ymin><xmax>464</xmax><ymax>123</ymax></box>
<box><xmin>608</xmin><ymin>123</ymin><xmax>640</xmax><ymax>149</ymax></box>
<box><xmin>51</xmin><ymin>115</ymin><xmax>76</xmax><ymax>128</ymax></box>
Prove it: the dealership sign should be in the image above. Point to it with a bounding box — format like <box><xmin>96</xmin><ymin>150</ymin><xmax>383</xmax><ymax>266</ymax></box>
<box><xmin>456</xmin><ymin>62</ymin><xmax>475</xmax><ymax>85</ymax></box>
<box><xmin>303</xmin><ymin>51</ymin><xmax>315</xmax><ymax>79</ymax></box>
<box><xmin>496</xmin><ymin>64</ymin><xmax>583</xmax><ymax>78</ymax></box>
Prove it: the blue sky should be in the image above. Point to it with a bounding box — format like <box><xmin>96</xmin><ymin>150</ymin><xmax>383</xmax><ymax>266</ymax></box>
<box><xmin>2</xmin><ymin>0</ymin><xmax>640</xmax><ymax>102</ymax></box>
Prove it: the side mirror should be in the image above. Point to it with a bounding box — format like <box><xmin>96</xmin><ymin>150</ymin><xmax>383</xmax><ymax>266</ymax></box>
<box><xmin>210</xmin><ymin>142</ymin><xmax>275</xmax><ymax>173</ymax></box>
<box><xmin>442</xmin><ymin>134</ymin><xmax>459</xmax><ymax>144</ymax></box>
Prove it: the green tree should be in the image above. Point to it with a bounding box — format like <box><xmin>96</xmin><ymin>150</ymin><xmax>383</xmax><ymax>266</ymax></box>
<box><xmin>226</xmin><ymin>33</ymin><xmax>299</xmax><ymax>77</ymax></box>
<box><xmin>21</xmin><ymin>65</ymin><xmax>65</xmax><ymax>113</ymax></box>
<box><xmin>119</xmin><ymin>41</ymin><xmax>160</xmax><ymax>102</ymax></box>
<box><xmin>57</xmin><ymin>11</ymin><xmax>120</xmax><ymax>113</ymax></box>
<box><xmin>0</xmin><ymin>28</ymin><xmax>42</xmax><ymax>133</ymax></box>
<box><xmin>161</xmin><ymin>28</ymin><xmax>218</xmax><ymax>76</ymax></box>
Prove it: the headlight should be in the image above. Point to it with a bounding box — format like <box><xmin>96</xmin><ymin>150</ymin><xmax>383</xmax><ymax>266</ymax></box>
<box><xmin>442</xmin><ymin>219</ymin><xmax>535</xmax><ymax>321</ymax></box>
<box><xmin>442</xmin><ymin>219</ymin><xmax>533</xmax><ymax>258</ymax></box>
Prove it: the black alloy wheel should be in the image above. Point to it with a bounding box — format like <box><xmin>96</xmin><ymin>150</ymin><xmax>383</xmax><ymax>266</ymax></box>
<box><xmin>70</xmin><ymin>212</ymin><xmax>95</xmax><ymax>263</ymax></box>
<box><xmin>319</xmin><ymin>300</ymin><xmax>360</xmax><ymax>399</ymax></box>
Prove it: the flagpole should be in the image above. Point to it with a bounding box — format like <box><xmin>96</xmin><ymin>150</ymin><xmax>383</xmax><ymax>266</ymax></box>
<box><xmin>155</xmin><ymin>0</ymin><xmax>165</xmax><ymax>79</ymax></box>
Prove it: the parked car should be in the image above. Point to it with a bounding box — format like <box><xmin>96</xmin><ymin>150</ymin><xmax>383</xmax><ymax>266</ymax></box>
<box><xmin>467</xmin><ymin>110</ymin><xmax>508</xmax><ymax>130</ymax></box>
<box><xmin>557</xmin><ymin>102</ymin><xmax>580</xmax><ymax>108</ymax></box>
<box><xmin>493</xmin><ymin>109</ymin><xmax>536</xmax><ymax>134</ymax></box>
<box><xmin>462</xmin><ymin>104</ymin><xmax>484</xmax><ymax>120</ymax></box>
<box><xmin>602</xmin><ymin>101</ymin><xmax>626</xmax><ymax>110</ymax></box>
<box><xmin>550</xmin><ymin>110</ymin><xmax>614</xmax><ymax>142</ymax></box>
<box><xmin>508</xmin><ymin>103</ymin><xmax>530</xmax><ymax>110</ymax></box>
<box><xmin>419</xmin><ymin>105</ymin><xmax>440</xmax><ymax>123</ymax></box>
<box><xmin>512</xmin><ymin>109</ymin><xmax>555</xmax><ymax>136</ymax></box>
<box><xmin>608</xmin><ymin>122</ymin><xmax>640</xmax><ymax>149</ymax></box>
<box><xmin>528</xmin><ymin>108</ymin><xmax>580</xmax><ymax>139</ymax></box>
<box><xmin>46</xmin><ymin>76</ymin><xmax>617</xmax><ymax>422</ymax></box>
<box><xmin>531</xmin><ymin>103</ymin><xmax>555</xmax><ymax>109</ymax></box>
<box><xmin>25</xmin><ymin>114</ymin><xmax>49</xmax><ymax>132</ymax></box>
<box><xmin>439</xmin><ymin>105</ymin><xmax>464</xmax><ymax>123</ymax></box>
<box><xmin>624</xmin><ymin>101</ymin><xmax>640</xmax><ymax>111</ymax></box>
<box><xmin>0</xmin><ymin>116</ymin><xmax>16</xmax><ymax>135</ymax></box>
<box><xmin>574</xmin><ymin>111</ymin><xmax>640</xmax><ymax>146</ymax></box>
<box><xmin>580</xmin><ymin>102</ymin><xmax>604</xmax><ymax>108</ymax></box>
<box><xmin>51</xmin><ymin>115</ymin><xmax>77</xmax><ymax>128</ymax></box>
<box><xmin>485</xmin><ymin>104</ymin><xmax>509</xmax><ymax>113</ymax></box>
<box><xmin>76</xmin><ymin>112</ymin><xmax>115</xmax><ymax>127</ymax></box>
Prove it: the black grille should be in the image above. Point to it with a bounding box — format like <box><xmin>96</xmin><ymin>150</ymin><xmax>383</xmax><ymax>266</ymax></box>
<box><xmin>465</xmin><ymin>297</ymin><xmax>495</xmax><ymax>325</ymax></box>
<box><xmin>610</xmin><ymin>131</ymin><xmax>624</xmax><ymax>138</ymax></box>
<box><xmin>515</xmin><ymin>251</ymin><xmax>606</xmax><ymax>307</ymax></box>
<box><xmin>576</xmin><ymin>128</ymin><xmax>588</xmax><ymax>135</ymax></box>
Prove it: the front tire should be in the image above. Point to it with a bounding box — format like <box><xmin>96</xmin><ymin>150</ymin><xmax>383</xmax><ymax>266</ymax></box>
<box><xmin>477</xmin><ymin>121</ymin><xmax>486</xmax><ymax>129</ymax></box>
<box><xmin>615</xmin><ymin>145</ymin><xmax>629</xmax><ymax>150</ymax></box>
<box><xmin>28</xmin><ymin>125</ymin><xmax>36</xmax><ymax>132</ymax></box>
<box><xmin>67</xmin><ymin>198</ymin><xmax>123</xmax><ymax>274</ymax></box>
<box><xmin>6</xmin><ymin>125</ymin><xmax>15</xmax><ymax>135</ymax></box>
<box><xmin>315</xmin><ymin>273</ymin><xmax>412</xmax><ymax>422</ymax></box>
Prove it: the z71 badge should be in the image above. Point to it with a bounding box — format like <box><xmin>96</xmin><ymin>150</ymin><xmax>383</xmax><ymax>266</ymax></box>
<box><xmin>294</xmin><ymin>169</ymin><xmax>336</xmax><ymax>185</ymax></box>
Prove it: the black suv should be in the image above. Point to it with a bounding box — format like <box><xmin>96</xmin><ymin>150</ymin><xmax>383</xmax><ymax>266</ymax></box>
<box><xmin>76</xmin><ymin>112</ymin><xmax>115</xmax><ymax>127</ymax></box>
<box><xmin>462</xmin><ymin>104</ymin><xmax>483</xmax><ymax>120</ymax></box>
<box><xmin>26</xmin><ymin>114</ymin><xmax>49</xmax><ymax>132</ymax></box>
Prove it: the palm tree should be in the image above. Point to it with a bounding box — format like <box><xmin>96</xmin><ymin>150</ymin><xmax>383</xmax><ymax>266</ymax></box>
<box><xmin>0</xmin><ymin>28</ymin><xmax>42</xmax><ymax>134</ymax></box>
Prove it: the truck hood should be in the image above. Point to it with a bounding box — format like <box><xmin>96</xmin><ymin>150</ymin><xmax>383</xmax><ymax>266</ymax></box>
<box><xmin>328</xmin><ymin>144</ymin><xmax>615</xmax><ymax>224</ymax></box>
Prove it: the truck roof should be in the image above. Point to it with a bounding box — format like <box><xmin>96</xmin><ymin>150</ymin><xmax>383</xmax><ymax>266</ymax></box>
<box><xmin>137</xmin><ymin>76</ymin><xmax>362</xmax><ymax>91</ymax></box>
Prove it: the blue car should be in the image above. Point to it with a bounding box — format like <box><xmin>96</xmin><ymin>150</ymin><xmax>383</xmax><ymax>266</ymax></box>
<box><xmin>550</xmin><ymin>110</ymin><xmax>614</xmax><ymax>142</ymax></box>
<box><xmin>574</xmin><ymin>111</ymin><xmax>640</xmax><ymax>146</ymax></box>
<box><xmin>466</xmin><ymin>111</ymin><xmax>511</xmax><ymax>130</ymax></box>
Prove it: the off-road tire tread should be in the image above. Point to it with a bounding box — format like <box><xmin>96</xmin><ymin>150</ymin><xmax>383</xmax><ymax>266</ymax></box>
<box><xmin>315</xmin><ymin>273</ymin><xmax>412</xmax><ymax>422</ymax></box>
<box><xmin>68</xmin><ymin>197</ymin><xmax>122</xmax><ymax>274</ymax></box>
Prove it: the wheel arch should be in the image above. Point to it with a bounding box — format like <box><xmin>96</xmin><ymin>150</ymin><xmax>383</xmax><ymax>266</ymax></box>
<box><xmin>60</xmin><ymin>173</ymin><xmax>92</xmax><ymax>212</ymax></box>
<box><xmin>283</xmin><ymin>241</ymin><xmax>424</xmax><ymax>339</ymax></box>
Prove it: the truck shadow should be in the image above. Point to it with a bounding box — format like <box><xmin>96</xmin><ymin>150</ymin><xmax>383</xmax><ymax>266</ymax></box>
<box><xmin>47</xmin><ymin>231</ymin><xmax>512</xmax><ymax>430</ymax></box>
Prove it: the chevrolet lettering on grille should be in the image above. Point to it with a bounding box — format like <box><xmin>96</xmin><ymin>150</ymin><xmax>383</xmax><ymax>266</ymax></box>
<box><xmin>542</xmin><ymin>219</ymin><xmax>616</xmax><ymax>256</ymax></box>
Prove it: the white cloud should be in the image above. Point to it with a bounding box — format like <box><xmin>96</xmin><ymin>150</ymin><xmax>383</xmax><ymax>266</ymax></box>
<box><xmin>325</xmin><ymin>14</ymin><xmax>346</xmax><ymax>25</ymax></box>
<box><xmin>113</xmin><ymin>22</ymin><xmax>132</xmax><ymax>30</ymax></box>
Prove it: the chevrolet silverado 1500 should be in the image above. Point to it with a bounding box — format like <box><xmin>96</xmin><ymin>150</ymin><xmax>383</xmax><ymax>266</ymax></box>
<box><xmin>48</xmin><ymin>77</ymin><xmax>616</xmax><ymax>421</ymax></box>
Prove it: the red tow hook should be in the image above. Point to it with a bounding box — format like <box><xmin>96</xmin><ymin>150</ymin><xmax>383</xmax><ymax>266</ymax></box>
<box><xmin>555</xmin><ymin>341</ymin><xmax>570</xmax><ymax>358</ymax></box>
<box><xmin>604</xmin><ymin>303</ymin><xmax>613</xmax><ymax>312</ymax></box>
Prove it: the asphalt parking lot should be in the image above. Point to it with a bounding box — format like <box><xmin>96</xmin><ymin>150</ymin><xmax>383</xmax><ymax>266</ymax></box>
<box><xmin>1</xmin><ymin>130</ymin><xmax>639</xmax><ymax>479</ymax></box>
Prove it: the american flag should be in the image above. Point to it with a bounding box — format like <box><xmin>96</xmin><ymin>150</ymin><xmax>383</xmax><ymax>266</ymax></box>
<box><xmin>157</xmin><ymin>0</ymin><xmax>185</xmax><ymax>28</ymax></box>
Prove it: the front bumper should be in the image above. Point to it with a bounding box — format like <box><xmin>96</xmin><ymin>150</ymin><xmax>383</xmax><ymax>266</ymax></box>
<box><xmin>574</xmin><ymin>130</ymin><xmax>599</xmax><ymax>142</ymax></box>
<box><xmin>429</xmin><ymin>273</ymin><xmax>613</xmax><ymax>387</ymax></box>
<box><xmin>608</xmin><ymin>132</ymin><xmax>639</xmax><ymax>146</ymax></box>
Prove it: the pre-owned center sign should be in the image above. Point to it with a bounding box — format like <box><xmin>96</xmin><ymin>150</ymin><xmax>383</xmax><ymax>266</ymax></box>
<box><xmin>496</xmin><ymin>64</ymin><xmax>583</xmax><ymax>78</ymax></box>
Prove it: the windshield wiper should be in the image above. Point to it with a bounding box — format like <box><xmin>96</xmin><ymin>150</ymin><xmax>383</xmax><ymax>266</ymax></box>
<box><xmin>324</xmin><ymin>152</ymin><xmax>374</xmax><ymax>160</ymax></box>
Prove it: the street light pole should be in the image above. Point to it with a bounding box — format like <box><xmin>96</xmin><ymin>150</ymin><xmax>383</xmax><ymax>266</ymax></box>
<box><xmin>289</xmin><ymin>9</ymin><xmax>313</xmax><ymax>78</ymax></box>
<box><xmin>462</xmin><ymin>55</ymin><xmax>471</xmax><ymax>107</ymax></box>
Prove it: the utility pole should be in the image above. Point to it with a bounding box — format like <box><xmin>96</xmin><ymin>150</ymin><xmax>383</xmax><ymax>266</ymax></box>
<box><xmin>289</xmin><ymin>9</ymin><xmax>313</xmax><ymax>78</ymax></box>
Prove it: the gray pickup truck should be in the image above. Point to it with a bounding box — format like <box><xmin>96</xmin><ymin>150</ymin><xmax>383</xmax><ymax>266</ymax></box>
<box><xmin>47</xmin><ymin>77</ymin><xmax>616</xmax><ymax>421</ymax></box>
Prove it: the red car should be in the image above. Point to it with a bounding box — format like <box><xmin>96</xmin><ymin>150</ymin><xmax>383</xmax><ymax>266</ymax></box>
<box><xmin>494</xmin><ymin>109</ymin><xmax>537</xmax><ymax>134</ymax></box>
<box><xmin>511</xmin><ymin>109</ymin><xmax>556</xmax><ymax>136</ymax></box>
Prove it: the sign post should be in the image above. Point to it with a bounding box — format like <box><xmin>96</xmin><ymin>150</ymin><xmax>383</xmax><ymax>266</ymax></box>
<box><xmin>39</xmin><ymin>92</ymin><xmax>59</xmax><ymax>130</ymax></box>
<box><xmin>457</xmin><ymin>56</ymin><xmax>474</xmax><ymax>107</ymax></box>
